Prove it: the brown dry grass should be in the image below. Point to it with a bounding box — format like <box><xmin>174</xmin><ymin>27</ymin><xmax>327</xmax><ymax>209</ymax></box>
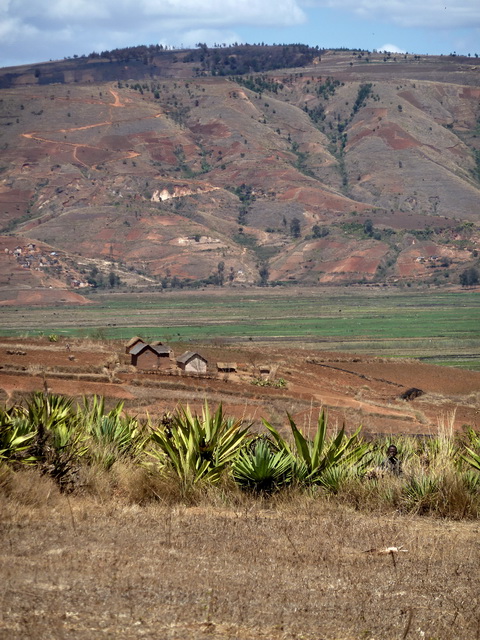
<box><xmin>1</xmin><ymin>469</ymin><xmax>479</xmax><ymax>640</ymax></box>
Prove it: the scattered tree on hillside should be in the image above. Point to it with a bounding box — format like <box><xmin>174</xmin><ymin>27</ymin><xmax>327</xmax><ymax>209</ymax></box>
<box><xmin>258</xmin><ymin>263</ymin><xmax>269</xmax><ymax>286</ymax></box>
<box><xmin>312</xmin><ymin>225</ymin><xmax>330</xmax><ymax>238</ymax></box>
<box><xmin>459</xmin><ymin>267</ymin><xmax>479</xmax><ymax>287</ymax></box>
<box><xmin>217</xmin><ymin>261</ymin><xmax>225</xmax><ymax>286</ymax></box>
<box><xmin>290</xmin><ymin>217</ymin><xmax>301</xmax><ymax>239</ymax></box>
<box><xmin>363</xmin><ymin>219</ymin><xmax>374</xmax><ymax>236</ymax></box>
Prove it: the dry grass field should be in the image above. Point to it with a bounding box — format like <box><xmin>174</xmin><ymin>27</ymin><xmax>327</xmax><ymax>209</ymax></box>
<box><xmin>1</xmin><ymin>472</ymin><xmax>479</xmax><ymax>640</ymax></box>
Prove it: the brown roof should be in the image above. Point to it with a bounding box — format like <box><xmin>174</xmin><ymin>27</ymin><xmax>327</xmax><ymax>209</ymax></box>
<box><xmin>216</xmin><ymin>362</ymin><xmax>237</xmax><ymax>370</ymax></box>
<box><xmin>176</xmin><ymin>351</ymin><xmax>207</xmax><ymax>365</ymax></box>
<box><xmin>125</xmin><ymin>336</ymin><xmax>144</xmax><ymax>348</ymax></box>
<box><xmin>130</xmin><ymin>343</ymin><xmax>171</xmax><ymax>357</ymax></box>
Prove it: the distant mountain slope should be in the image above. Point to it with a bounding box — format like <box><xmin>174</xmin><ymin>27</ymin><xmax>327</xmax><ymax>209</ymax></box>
<box><xmin>0</xmin><ymin>47</ymin><xmax>479</xmax><ymax>299</ymax></box>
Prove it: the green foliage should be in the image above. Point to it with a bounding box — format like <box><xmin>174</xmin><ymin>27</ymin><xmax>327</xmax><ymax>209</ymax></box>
<box><xmin>0</xmin><ymin>393</ymin><xmax>479</xmax><ymax>514</ymax></box>
<box><xmin>402</xmin><ymin>473</ymin><xmax>440</xmax><ymax>514</ymax></box>
<box><xmin>312</xmin><ymin>225</ymin><xmax>329</xmax><ymax>238</ymax></box>
<box><xmin>316</xmin><ymin>77</ymin><xmax>341</xmax><ymax>99</ymax></box>
<box><xmin>149</xmin><ymin>403</ymin><xmax>250</xmax><ymax>486</ymax></box>
<box><xmin>48</xmin><ymin>334</ymin><xmax>59</xmax><ymax>342</ymax></box>
<box><xmin>232</xmin><ymin>75</ymin><xmax>283</xmax><ymax>94</ymax></box>
<box><xmin>303</xmin><ymin>103</ymin><xmax>325</xmax><ymax>124</ymax></box>
<box><xmin>26</xmin><ymin>393</ymin><xmax>85</xmax><ymax>489</ymax></box>
<box><xmin>232</xmin><ymin>438</ymin><xmax>292</xmax><ymax>492</ymax></box>
<box><xmin>0</xmin><ymin>406</ymin><xmax>36</xmax><ymax>463</ymax></box>
<box><xmin>352</xmin><ymin>83</ymin><xmax>373</xmax><ymax>115</ymax></box>
<box><xmin>80</xmin><ymin>396</ymin><xmax>144</xmax><ymax>470</ymax></box>
<box><xmin>251</xmin><ymin>377</ymin><xmax>286</xmax><ymax>388</ymax></box>
<box><xmin>460</xmin><ymin>267</ymin><xmax>479</xmax><ymax>288</ymax></box>
<box><xmin>263</xmin><ymin>411</ymin><xmax>369</xmax><ymax>488</ymax></box>
<box><xmin>290</xmin><ymin>141</ymin><xmax>314</xmax><ymax>177</ymax></box>
<box><xmin>462</xmin><ymin>426</ymin><xmax>480</xmax><ymax>471</ymax></box>
<box><xmin>290</xmin><ymin>217</ymin><xmax>301</xmax><ymax>238</ymax></box>
<box><xmin>258</xmin><ymin>262</ymin><xmax>270</xmax><ymax>286</ymax></box>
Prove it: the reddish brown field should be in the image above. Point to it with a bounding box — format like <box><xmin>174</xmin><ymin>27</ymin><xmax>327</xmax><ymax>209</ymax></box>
<box><xmin>1</xmin><ymin>337</ymin><xmax>478</xmax><ymax>435</ymax></box>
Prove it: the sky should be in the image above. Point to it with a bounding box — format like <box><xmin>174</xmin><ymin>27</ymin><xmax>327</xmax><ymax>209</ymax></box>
<box><xmin>1</xmin><ymin>0</ymin><xmax>479</xmax><ymax>68</ymax></box>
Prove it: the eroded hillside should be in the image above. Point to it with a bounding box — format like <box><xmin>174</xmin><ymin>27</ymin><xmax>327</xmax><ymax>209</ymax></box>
<box><xmin>0</xmin><ymin>48</ymin><xmax>479</xmax><ymax>302</ymax></box>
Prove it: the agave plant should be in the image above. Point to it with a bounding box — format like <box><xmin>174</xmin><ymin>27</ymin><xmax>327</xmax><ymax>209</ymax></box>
<box><xmin>149</xmin><ymin>403</ymin><xmax>250</xmax><ymax>486</ymax></box>
<box><xmin>0</xmin><ymin>406</ymin><xmax>36</xmax><ymax>463</ymax></box>
<box><xmin>263</xmin><ymin>411</ymin><xmax>369</xmax><ymax>488</ymax></box>
<box><xmin>462</xmin><ymin>447</ymin><xmax>480</xmax><ymax>473</ymax></box>
<box><xmin>461</xmin><ymin>427</ymin><xmax>480</xmax><ymax>473</ymax></box>
<box><xmin>232</xmin><ymin>438</ymin><xmax>292</xmax><ymax>493</ymax></box>
<box><xmin>24</xmin><ymin>392</ymin><xmax>85</xmax><ymax>489</ymax></box>
<box><xmin>80</xmin><ymin>396</ymin><xmax>144</xmax><ymax>469</ymax></box>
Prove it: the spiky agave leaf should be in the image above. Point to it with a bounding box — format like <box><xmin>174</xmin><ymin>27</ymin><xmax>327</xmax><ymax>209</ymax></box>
<box><xmin>402</xmin><ymin>472</ymin><xmax>440</xmax><ymax>513</ymax></box>
<box><xmin>79</xmin><ymin>396</ymin><xmax>145</xmax><ymax>469</ymax></box>
<box><xmin>462</xmin><ymin>447</ymin><xmax>480</xmax><ymax>473</ymax></box>
<box><xmin>0</xmin><ymin>407</ymin><xmax>36</xmax><ymax>463</ymax></box>
<box><xmin>232</xmin><ymin>439</ymin><xmax>292</xmax><ymax>492</ymax></box>
<box><xmin>149</xmin><ymin>402</ymin><xmax>250</xmax><ymax>485</ymax></box>
<box><xmin>263</xmin><ymin>411</ymin><xmax>369</xmax><ymax>486</ymax></box>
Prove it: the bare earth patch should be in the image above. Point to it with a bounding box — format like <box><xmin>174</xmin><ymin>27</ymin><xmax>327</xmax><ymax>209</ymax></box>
<box><xmin>0</xmin><ymin>337</ymin><xmax>478</xmax><ymax>435</ymax></box>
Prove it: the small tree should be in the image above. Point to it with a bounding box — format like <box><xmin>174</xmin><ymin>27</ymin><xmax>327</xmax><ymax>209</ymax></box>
<box><xmin>312</xmin><ymin>224</ymin><xmax>329</xmax><ymax>238</ymax></box>
<box><xmin>258</xmin><ymin>263</ymin><xmax>269</xmax><ymax>286</ymax></box>
<box><xmin>459</xmin><ymin>267</ymin><xmax>479</xmax><ymax>287</ymax></box>
<box><xmin>217</xmin><ymin>261</ymin><xmax>225</xmax><ymax>286</ymax></box>
<box><xmin>363</xmin><ymin>219</ymin><xmax>374</xmax><ymax>236</ymax></box>
<box><xmin>290</xmin><ymin>217</ymin><xmax>301</xmax><ymax>238</ymax></box>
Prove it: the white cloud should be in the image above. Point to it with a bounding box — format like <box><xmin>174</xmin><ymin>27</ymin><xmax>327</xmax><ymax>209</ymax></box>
<box><xmin>377</xmin><ymin>43</ymin><xmax>406</xmax><ymax>53</ymax></box>
<box><xmin>302</xmin><ymin>0</ymin><xmax>480</xmax><ymax>29</ymax></box>
<box><xmin>0</xmin><ymin>0</ymin><xmax>306</xmax><ymax>65</ymax></box>
<box><xmin>6</xmin><ymin>0</ymin><xmax>305</xmax><ymax>27</ymax></box>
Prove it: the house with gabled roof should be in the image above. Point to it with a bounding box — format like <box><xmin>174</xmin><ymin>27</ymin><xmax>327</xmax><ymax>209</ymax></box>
<box><xmin>130</xmin><ymin>343</ymin><xmax>173</xmax><ymax>370</ymax></box>
<box><xmin>125</xmin><ymin>336</ymin><xmax>145</xmax><ymax>354</ymax></box>
<box><xmin>176</xmin><ymin>351</ymin><xmax>208</xmax><ymax>374</ymax></box>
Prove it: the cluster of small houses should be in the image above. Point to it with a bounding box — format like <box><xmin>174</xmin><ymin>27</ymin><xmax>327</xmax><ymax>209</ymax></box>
<box><xmin>6</xmin><ymin>243</ymin><xmax>90</xmax><ymax>288</ymax></box>
<box><xmin>125</xmin><ymin>336</ymin><xmax>240</xmax><ymax>375</ymax></box>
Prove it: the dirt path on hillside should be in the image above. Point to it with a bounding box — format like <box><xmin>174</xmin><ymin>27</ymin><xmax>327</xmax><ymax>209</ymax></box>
<box><xmin>19</xmin><ymin>87</ymin><xmax>153</xmax><ymax>168</ymax></box>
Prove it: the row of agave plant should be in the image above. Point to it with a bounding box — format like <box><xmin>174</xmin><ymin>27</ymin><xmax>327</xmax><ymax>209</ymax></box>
<box><xmin>1</xmin><ymin>393</ymin><xmax>480</xmax><ymax>511</ymax></box>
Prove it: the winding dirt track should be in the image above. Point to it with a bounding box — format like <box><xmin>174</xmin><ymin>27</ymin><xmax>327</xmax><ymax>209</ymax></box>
<box><xmin>20</xmin><ymin>89</ymin><xmax>147</xmax><ymax>168</ymax></box>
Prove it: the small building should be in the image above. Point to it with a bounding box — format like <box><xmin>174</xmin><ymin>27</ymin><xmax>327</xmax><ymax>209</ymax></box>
<box><xmin>125</xmin><ymin>336</ymin><xmax>145</xmax><ymax>354</ymax></box>
<box><xmin>177</xmin><ymin>351</ymin><xmax>208</xmax><ymax>374</ymax></box>
<box><xmin>217</xmin><ymin>362</ymin><xmax>237</xmax><ymax>373</ymax></box>
<box><xmin>130</xmin><ymin>343</ymin><xmax>173</xmax><ymax>370</ymax></box>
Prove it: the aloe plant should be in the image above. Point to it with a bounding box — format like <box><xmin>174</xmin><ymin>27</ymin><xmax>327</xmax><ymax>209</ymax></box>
<box><xmin>149</xmin><ymin>403</ymin><xmax>250</xmax><ymax>486</ymax></box>
<box><xmin>232</xmin><ymin>438</ymin><xmax>292</xmax><ymax>492</ymax></box>
<box><xmin>263</xmin><ymin>411</ymin><xmax>369</xmax><ymax>487</ymax></box>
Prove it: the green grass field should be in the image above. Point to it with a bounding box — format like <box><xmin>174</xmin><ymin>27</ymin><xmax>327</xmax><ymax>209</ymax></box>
<box><xmin>1</xmin><ymin>288</ymin><xmax>479</xmax><ymax>368</ymax></box>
